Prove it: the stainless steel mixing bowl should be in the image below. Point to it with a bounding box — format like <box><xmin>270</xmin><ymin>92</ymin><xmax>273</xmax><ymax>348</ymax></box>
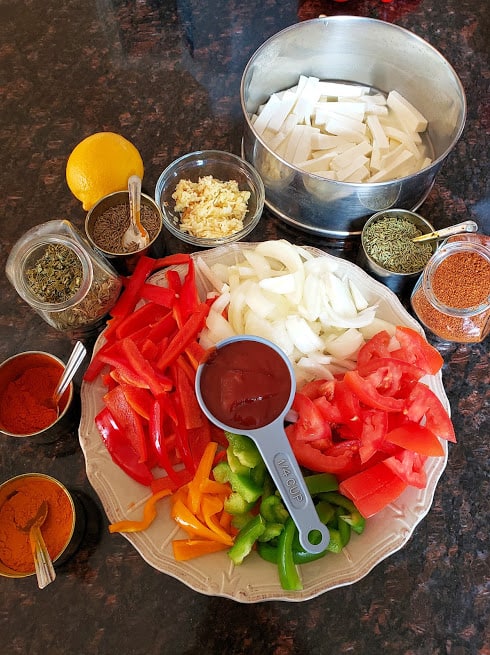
<box><xmin>240</xmin><ymin>17</ymin><xmax>466</xmax><ymax>237</ymax></box>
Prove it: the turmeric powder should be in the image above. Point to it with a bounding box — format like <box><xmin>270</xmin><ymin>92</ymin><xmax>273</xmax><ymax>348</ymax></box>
<box><xmin>0</xmin><ymin>475</ymin><xmax>74</xmax><ymax>573</ymax></box>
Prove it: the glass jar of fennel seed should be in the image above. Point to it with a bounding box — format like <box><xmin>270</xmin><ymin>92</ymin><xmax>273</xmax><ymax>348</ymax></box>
<box><xmin>6</xmin><ymin>220</ymin><xmax>122</xmax><ymax>337</ymax></box>
<box><xmin>357</xmin><ymin>209</ymin><xmax>437</xmax><ymax>296</ymax></box>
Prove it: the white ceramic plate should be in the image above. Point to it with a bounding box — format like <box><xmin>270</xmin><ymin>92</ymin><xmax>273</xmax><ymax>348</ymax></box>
<box><xmin>79</xmin><ymin>243</ymin><xmax>449</xmax><ymax>603</ymax></box>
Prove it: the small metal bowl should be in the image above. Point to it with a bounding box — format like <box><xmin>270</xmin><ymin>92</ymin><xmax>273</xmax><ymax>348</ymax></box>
<box><xmin>357</xmin><ymin>209</ymin><xmax>437</xmax><ymax>296</ymax></box>
<box><xmin>154</xmin><ymin>150</ymin><xmax>265</xmax><ymax>248</ymax></box>
<box><xmin>85</xmin><ymin>191</ymin><xmax>164</xmax><ymax>275</ymax></box>
<box><xmin>0</xmin><ymin>351</ymin><xmax>77</xmax><ymax>444</ymax></box>
<box><xmin>0</xmin><ymin>473</ymin><xmax>78</xmax><ymax>579</ymax></box>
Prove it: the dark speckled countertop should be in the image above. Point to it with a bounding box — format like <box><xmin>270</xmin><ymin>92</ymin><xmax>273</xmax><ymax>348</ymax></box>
<box><xmin>0</xmin><ymin>1</ymin><xmax>488</xmax><ymax>653</ymax></box>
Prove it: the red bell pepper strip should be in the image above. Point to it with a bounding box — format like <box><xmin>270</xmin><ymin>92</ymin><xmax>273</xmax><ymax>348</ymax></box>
<box><xmin>151</xmin><ymin>253</ymin><xmax>192</xmax><ymax>271</ymax></box>
<box><xmin>173</xmin><ymin>364</ymin><xmax>204</xmax><ymax>431</ymax></box>
<box><xmin>110</xmin><ymin>256</ymin><xmax>155</xmax><ymax>318</ymax></box>
<box><xmin>120</xmin><ymin>337</ymin><xmax>173</xmax><ymax>396</ymax></box>
<box><xmin>149</xmin><ymin>397</ymin><xmax>184</xmax><ymax>485</ymax></box>
<box><xmin>121</xmin><ymin>385</ymin><xmax>153</xmax><ymax>421</ymax></box>
<box><xmin>139</xmin><ymin>283</ymin><xmax>176</xmax><ymax>308</ymax></box>
<box><xmin>178</xmin><ymin>258</ymin><xmax>200</xmax><ymax>322</ymax></box>
<box><xmin>155</xmin><ymin>302</ymin><xmax>209</xmax><ymax>371</ymax></box>
<box><xmin>104</xmin><ymin>385</ymin><xmax>148</xmax><ymax>463</ymax></box>
<box><xmin>95</xmin><ymin>407</ymin><xmax>153</xmax><ymax>486</ymax></box>
<box><xmin>115</xmin><ymin>302</ymin><xmax>169</xmax><ymax>340</ymax></box>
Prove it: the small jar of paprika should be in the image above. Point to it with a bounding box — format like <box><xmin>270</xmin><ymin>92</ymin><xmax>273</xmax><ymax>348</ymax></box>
<box><xmin>410</xmin><ymin>234</ymin><xmax>490</xmax><ymax>343</ymax></box>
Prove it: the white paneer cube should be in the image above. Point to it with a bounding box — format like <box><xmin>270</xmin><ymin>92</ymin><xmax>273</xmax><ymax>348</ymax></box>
<box><xmin>387</xmin><ymin>90</ymin><xmax>428</xmax><ymax>133</ymax></box>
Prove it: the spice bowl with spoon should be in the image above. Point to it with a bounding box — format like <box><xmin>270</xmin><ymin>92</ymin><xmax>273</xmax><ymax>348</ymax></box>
<box><xmin>0</xmin><ymin>473</ymin><xmax>77</xmax><ymax>583</ymax></box>
<box><xmin>85</xmin><ymin>187</ymin><xmax>164</xmax><ymax>275</ymax></box>
<box><xmin>357</xmin><ymin>209</ymin><xmax>438</xmax><ymax>296</ymax></box>
<box><xmin>0</xmin><ymin>351</ymin><xmax>79</xmax><ymax>443</ymax></box>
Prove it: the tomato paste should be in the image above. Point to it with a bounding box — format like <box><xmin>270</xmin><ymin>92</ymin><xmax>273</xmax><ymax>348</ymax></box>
<box><xmin>199</xmin><ymin>340</ymin><xmax>292</xmax><ymax>429</ymax></box>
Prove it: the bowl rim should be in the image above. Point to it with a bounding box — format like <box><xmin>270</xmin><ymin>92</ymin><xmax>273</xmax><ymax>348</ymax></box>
<box><xmin>154</xmin><ymin>149</ymin><xmax>265</xmax><ymax>247</ymax></box>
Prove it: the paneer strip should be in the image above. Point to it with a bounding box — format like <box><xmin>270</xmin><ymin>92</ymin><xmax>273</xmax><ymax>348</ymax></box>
<box><xmin>387</xmin><ymin>90</ymin><xmax>428</xmax><ymax>133</ymax></box>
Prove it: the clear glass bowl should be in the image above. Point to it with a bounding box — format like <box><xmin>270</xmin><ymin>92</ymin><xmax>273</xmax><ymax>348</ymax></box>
<box><xmin>154</xmin><ymin>150</ymin><xmax>265</xmax><ymax>247</ymax></box>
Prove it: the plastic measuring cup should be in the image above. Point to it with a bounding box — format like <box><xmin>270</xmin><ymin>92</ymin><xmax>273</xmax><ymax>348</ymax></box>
<box><xmin>195</xmin><ymin>335</ymin><xmax>329</xmax><ymax>554</ymax></box>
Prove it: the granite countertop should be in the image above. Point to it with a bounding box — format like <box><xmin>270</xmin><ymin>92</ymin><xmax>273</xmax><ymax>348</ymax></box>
<box><xmin>0</xmin><ymin>1</ymin><xmax>488</xmax><ymax>653</ymax></box>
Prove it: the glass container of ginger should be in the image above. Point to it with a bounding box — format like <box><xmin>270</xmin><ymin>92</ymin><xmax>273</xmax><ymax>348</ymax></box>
<box><xmin>411</xmin><ymin>233</ymin><xmax>490</xmax><ymax>343</ymax></box>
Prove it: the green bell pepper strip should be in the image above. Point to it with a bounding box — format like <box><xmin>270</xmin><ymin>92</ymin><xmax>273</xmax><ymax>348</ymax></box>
<box><xmin>257</xmin><ymin>540</ymin><xmax>327</xmax><ymax>566</ymax></box>
<box><xmin>305</xmin><ymin>472</ymin><xmax>339</xmax><ymax>495</ymax></box>
<box><xmin>225</xmin><ymin>432</ymin><xmax>262</xmax><ymax>468</ymax></box>
<box><xmin>260</xmin><ymin>494</ymin><xmax>289</xmax><ymax>525</ymax></box>
<box><xmin>277</xmin><ymin>518</ymin><xmax>302</xmax><ymax>591</ymax></box>
<box><xmin>228</xmin><ymin>514</ymin><xmax>266</xmax><ymax>566</ymax></box>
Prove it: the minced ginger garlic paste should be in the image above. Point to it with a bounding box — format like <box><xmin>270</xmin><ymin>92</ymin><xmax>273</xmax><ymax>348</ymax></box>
<box><xmin>172</xmin><ymin>175</ymin><xmax>250</xmax><ymax>239</ymax></box>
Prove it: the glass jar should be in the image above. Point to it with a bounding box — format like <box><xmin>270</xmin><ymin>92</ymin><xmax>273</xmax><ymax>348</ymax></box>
<box><xmin>6</xmin><ymin>220</ymin><xmax>122</xmax><ymax>337</ymax></box>
<box><xmin>410</xmin><ymin>234</ymin><xmax>490</xmax><ymax>343</ymax></box>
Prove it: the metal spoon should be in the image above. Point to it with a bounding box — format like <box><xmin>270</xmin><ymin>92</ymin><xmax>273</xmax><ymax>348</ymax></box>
<box><xmin>412</xmin><ymin>220</ymin><xmax>478</xmax><ymax>243</ymax></box>
<box><xmin>121</xmin><ymin>175</ymin><xmax>150</xmax><ymax>250</ymax></box>
<box><xmin>195</xmin><ymin>335</ymin><xmax>330</xmax><ymax>555</ymax></box>
<box><xmin>23</xmin><ymin>501</ymin><xmax>56</xmax><ymax>589</ymax></box>
<box><xmin>50</xmin><ymin>341</ymin><xmax>87</xmax><ymax>415</ymax></box>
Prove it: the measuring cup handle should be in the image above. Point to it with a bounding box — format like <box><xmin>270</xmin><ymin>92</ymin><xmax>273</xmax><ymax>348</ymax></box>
<box><xmin>251</xmin><ymin>421</ymin><xmax>329</xmax><ymax>554</ymax></box>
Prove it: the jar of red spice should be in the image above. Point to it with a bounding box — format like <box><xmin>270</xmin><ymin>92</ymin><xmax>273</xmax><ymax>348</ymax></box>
<box><xmin>411</xmin><ymin>234</ymin><xmax>490</xmax><ymax>343</ymax></box>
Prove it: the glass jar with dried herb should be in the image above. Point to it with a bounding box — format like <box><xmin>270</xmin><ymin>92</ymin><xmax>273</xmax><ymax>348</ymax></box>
<box><xmin>6</xmin><ymin>220</ymin><xmax>122</xmax><ymax>337</ymax></box>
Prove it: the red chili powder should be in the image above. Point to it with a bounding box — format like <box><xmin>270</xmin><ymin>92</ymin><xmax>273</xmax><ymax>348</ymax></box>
<box><xmin>432</xmin><ymin>251</ymin><xmax>490</xmax><ymax>309</ymax></box>
<box><xmin>0</xmin><ymin>364</ymin><xmax>61</xmax><ymax>434</ymax></box>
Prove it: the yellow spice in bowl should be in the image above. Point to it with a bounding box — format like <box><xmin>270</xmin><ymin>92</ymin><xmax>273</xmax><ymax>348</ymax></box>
<box><xmin>172</xmin><ymin>175</ymin><xmax>250</xmax><ymax>239</ymax></box>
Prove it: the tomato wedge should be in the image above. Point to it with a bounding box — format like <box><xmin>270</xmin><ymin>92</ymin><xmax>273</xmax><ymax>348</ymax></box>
<box><xmin>339</xmin><ymin>462</ymin><xmax>408</xmax><ymax>518</ymax></box>
<box><xmin>405</xmin><ymin>382</ymin><xmax>456</xmax><ymax>442</ymax></box>
<box><xmin>385</xmin><ymin>421</ymin><xmax>444</xmax><ymax>457</ymax></box>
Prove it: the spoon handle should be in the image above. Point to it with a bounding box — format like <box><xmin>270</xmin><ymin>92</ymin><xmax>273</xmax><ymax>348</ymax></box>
<box><xmin>52</xmin><ymin>341</ymin><xmax>87</xmax><ymax>405</ymax></box>
<box><xmin>128</xmin><ymin>174</ymin><xmax>146</xmax><ymax>237</ymax></box>
<box><xmin>412</xmin><ymin>220</ymin><xmax>479</xmax><ymax>243</ymax></box>
<box><xmin>30</xmin><ymin>526</ymin><xmax>56</xmax><ymax>589</ymax></box>
<box><xmin>247</xmin><ymin>420</ymin><xmax>330</xmax><ymax>554</ymax></box>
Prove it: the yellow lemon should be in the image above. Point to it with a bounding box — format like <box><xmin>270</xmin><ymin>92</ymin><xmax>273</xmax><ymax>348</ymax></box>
<box><xmin>66</xmin><ymin>132</ymin><xmax>144</xmax><ymax>211</ymax></box>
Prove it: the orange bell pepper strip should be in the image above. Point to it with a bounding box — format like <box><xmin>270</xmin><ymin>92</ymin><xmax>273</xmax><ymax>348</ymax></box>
<box><xmin>172</xmin><ymin>539</ymin><xmax>229</xmax><ymax>561</ymax></box>
<box><xmin>187</xmin><ymin>441</ymin><xmax>218</xmax><ymax>514</ymax></box>
<box><xmin>108</xmin><ymin>488</ymin><xmax>172</xmax><ymax>533</ymax></box>
<box><xmin>171</xmin><ymin>497</ymin><xmax>233</xmax><ymax>545</ymax></box>
<box><xmin>201</xmin><ymin>495</ymin><xmax>235</xmax><ymax>545</ymax></box>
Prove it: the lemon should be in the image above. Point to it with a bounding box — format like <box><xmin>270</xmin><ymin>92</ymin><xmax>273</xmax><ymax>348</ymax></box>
<box><xmin>66</xmin><ymin>132</ymin><xmax>144</xmax><ymax>211</ymax></box>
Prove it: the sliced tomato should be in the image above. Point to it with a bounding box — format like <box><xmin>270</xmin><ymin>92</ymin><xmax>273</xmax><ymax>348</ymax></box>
<box><xmin>405</xmin><ymin>382</ymin><xmax>456</xmax><ymax>442</ymax></box>
<box><xmin>385</xmin><ymin>421</ymin><xmax>444</xmax><ymax>457</ymax></box>
<box><xmin>314</xmin><ymin>394</ymin><xmax>343</xmax><ymax>424</ymax></box>
<box><xmin>383</xmin><ymin>450</ymin><xmax>427</xmax><ymax>489</ymax></box>
<box><xmin>300</xmin><ymin>378</ymin><xmax>335</xmax><ymax>400</ymax></box>
<box><xmin>290</xmin><ymin>392</ymin><xmax>332</xmax><ymax>443</ymax></box>
<box><xmin>286</xmin><ymin>424</ymin><xmax>358</xmax><ymax>476</ymax></box>
<box><xmin>344</xmin><ymin>370</ymin><xmax>405</xmax><ymax>412</ymax></box>
<box><xmin>359</xmin><ymin>358</ymin><xmax>425</xmax><ymax>397</ymax></box>
<box><xmin>358</xmin><ymin>409</ymin><xmax>388</xmax><ymax>463</ymax></box>
<box><xmin>339</xmin><ymin>461</ymin><xmax>408</xmax><ymax>518</ymax></box>
<box><xmin>356</xmin><ymin>330</ymin><xmax>393</xmax><ymax>372</ymax></box>
<box><xmin>391</xmin><ymin>326</ymin><xmax>444</xmax><ymax>376</ymax></box>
